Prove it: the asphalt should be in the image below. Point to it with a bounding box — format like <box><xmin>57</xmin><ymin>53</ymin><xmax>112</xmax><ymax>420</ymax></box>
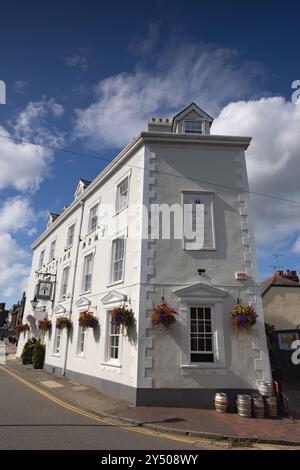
<box><xmin>2</xmin><ymin>353</ymin><xmax>300</xmax><ymax>450</ymax></box>
<box><xmin>0</xmin><ymin>363</ymin><xmax>217</xmax><ymax>450</ymax></box>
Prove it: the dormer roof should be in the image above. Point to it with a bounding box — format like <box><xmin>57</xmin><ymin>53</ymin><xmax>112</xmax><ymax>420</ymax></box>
<box><xmin>46</xmin><ymin>212</ymin><xmax>59</xmax><ymax>229</ymax></box>
<box><xmin>147</xmin><ymin>102</ymin><xmax>214</xmax><ymax>135</ymax></box>
<box><xmin>74</xmin><ymin>179</ymin><xmax>92</xmax><ymax>199</ymax></box>
<box><xmin>171</xmin><ymin>102</ymin><xmax>213</xmax><ymax>132</ymax></box>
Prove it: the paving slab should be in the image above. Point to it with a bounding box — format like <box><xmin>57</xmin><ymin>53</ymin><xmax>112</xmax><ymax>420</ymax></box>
<box><xmin>4</xmin><ymin>359</ymin><xmax>300</xmax><ymax>446</ymax></box>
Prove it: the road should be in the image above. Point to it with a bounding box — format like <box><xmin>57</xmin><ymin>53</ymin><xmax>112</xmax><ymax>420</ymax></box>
<box><xmin>0</xmin><ymin>366</ymin><xmax>216</xmax><ymax>450</ymax></box>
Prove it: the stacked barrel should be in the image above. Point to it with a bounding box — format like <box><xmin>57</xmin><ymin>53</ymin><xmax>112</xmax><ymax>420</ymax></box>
<box><xmin>214</xmin><ymin>381</ymin><xmax>278</xmax><ymax>418</ymax></box>
<box><xmin>236</xmin><ymin>394</ymin><xmax>252</xmax><ymax>418</ymax></box>
<box><xmin>252</xmin><ymin>395</ymin><xmax>265</xmax><ymax>418</ymax></box>
<box><xmin>258</xmin><ymin>381</ymin><xmax>278</xmax><ymax>418</ymax></box>
<box><xmin>214</xmin><ymin>393</ymin><xmax>229</xmax><ymax>413</ymax></box>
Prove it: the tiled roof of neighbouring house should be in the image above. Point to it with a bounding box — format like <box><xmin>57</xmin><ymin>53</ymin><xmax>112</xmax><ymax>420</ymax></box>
<box><xmin>261</xmin><ymin>270</ymin><xmax>300</xmax><ymax>295</ymax></box>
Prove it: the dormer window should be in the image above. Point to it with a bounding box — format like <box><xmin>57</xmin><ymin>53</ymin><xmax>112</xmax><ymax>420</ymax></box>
<box><xmin>184</xmin><ymin>121</ymin><xmax>203</xmax><ymax>134</ymax></box>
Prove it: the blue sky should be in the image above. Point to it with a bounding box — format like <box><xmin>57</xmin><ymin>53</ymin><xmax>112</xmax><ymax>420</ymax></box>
<box><xmin>1</xmin><ymin>0</ymin><xmax>300</xmax><ymax>306</ymax></box>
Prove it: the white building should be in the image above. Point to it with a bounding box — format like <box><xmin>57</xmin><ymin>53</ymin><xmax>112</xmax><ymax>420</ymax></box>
<box><xmin>17</xmin><ymin>103</ymin><xmax>271</xmax><ymax>407</ymax></box>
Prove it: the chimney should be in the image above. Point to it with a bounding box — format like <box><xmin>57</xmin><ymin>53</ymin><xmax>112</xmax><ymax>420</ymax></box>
<box><xmin>277</xmin><ymin>269</ymin><xmax>299</xmax><ymax>283</ymax></box>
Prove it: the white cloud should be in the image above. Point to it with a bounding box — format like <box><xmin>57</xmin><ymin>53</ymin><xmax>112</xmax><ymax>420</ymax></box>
<box><xmin>64</xmin><ymin>47</ymin><xmax>90</xmax><ymax>70</ymax></box>
<box><xmin>73</xmin><ymin>42</ymin><xmax>264</xmax><ymax>149</ymax></box>
<box><xmin>0</xmin><ymin>233</ymin><xmax>30</xmax><ymax>301</ymax></box>
<box><xmin>0</xmin><ymin>197</ymin><xmax>43</xmax><ymax>304</ymax></box>
<box><xmin>0</xmin><ymin>97</ymin><xmax>64</xmax><ymax>192</ymax></box>
<box><xmin>0</xmin><ymin>196</ymin><xmax>35</xmax><ymax>234</ymax></box>
<box><xmin>212</xmin><ymin>97</ymin><xmax>300</xmax><ymax>251</ymax></box>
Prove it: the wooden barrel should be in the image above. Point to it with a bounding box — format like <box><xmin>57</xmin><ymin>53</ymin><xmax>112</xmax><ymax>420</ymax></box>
<box><xmin>236</xmin><ymin>394</ymin><xmax>252</xmax><ymax>418</ymax></box>
<box><xmin>265</xmin><ymin>396</ymin><xmax>278</xmax><ymax>418</ymax></box>
<box><xmin>214</xmin><ymin>392</ymin><xmax>228</xmax><ymax>413</ymax></box>
<box><xmin>258</xmin><ymin>381</ymin><xmax>273</xmax><ymax>397</ymax></box>
<box><xmin>252</xmin><ymin>395</ymin><xmax>265</xmax><ymax>419</ymax></box>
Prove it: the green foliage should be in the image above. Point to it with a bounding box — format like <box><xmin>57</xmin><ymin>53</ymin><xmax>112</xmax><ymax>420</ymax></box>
<box><xmin>21</xmin><ymin>338</ymin><xmax>37</xmax><ymax>365</ymax></box>
<box><xmin>32</xmin><ymin>339</ymin><xmax>46</xmax><ymax>369</ymax></box>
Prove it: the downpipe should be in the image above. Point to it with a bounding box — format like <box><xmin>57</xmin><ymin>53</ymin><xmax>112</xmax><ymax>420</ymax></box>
<box><xmin>62</xmin><ymin>199</ymin><xmax>85</xmax><ymax>376</ymax></box>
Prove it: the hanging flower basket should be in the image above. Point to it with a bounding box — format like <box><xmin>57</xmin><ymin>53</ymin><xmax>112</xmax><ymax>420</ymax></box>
<box><xmin>230</xmin><ymin>304</ymin><xmax>258</xmax><ymax>331</ymax></box>
<box><xmin>56</xmin><ymin>316</ymin><xmax>72</xmax><ymax>331</ymax></box>
<box><xmin>111</xmin><ymin>305</ymin><xmax>135</xmax><ymax>335</ymax></box>
<box><xmin>78</xmin><ymin>310</ymin><xmax>99</xmax><ymax>329</ymax></box>
<box><xmin>38</xmin><ymin>317</ymin><xmax>52</xmax><ymax>332</ymax></box>
<box><xmin>15</xmin><ymin>323</ymin><xmax>30</xmax><ymax>333</ymax></box>
<box><xmin>151</xmin><ymin>303</ymin><xmax>177</xmax><ymax>330</ymax></box>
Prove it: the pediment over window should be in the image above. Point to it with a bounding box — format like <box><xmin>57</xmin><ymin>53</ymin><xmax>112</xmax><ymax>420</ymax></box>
<box><xmin>53</xmin><ymin>304</ymin><xmax>66</xmax><ymax>315</ymax></box>
<box><xmin>75</xmin><ymin>296</ymin><xmax>91</xmax><ymax>309</ymax></box>
<box><xmin>101</xmin><ymin>290</ymin><xmax>127</xmax><ymax>306</ymax></box>
<box><xmin>174</xmin><ymin>282</ymin><xmax>226</xmax><ymax>302</ymax></box>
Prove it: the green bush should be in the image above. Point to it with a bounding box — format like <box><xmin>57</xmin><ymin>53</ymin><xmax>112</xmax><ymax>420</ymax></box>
<box><xmin>32</xmin><ymin>340</ymin><xmax>46</xmax><ymax>369</ymax></box>
<box><xmin>21</xmin><ymin>338</ymin><xmax>36</xmax><ymax>365</ymax></box>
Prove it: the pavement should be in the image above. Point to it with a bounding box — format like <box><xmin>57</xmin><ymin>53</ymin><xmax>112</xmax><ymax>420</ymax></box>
<box><xmin>2</xmin><ymin>352</ymin><xmax>300</xmax><ymax>448</ymax></box>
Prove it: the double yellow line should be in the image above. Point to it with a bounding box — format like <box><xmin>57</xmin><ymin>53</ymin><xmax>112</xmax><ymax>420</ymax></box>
<box><xmin>0</xmin><ymin>365</ymin><xmax>200</xmax><ymax>446</ymax></box>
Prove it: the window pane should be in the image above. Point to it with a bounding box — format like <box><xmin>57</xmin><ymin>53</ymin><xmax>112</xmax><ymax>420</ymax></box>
<box><xmin>67</xmin><ymin>225</ymin><xmax>75</xmax><ymax>247</ymax></box>
<box><xmin>112</xmin><ymin>238</ymin><xmax>125</xmax><ymax>282</ymax></box>
<box><xmin>83</xmin><ymin>254</ymin><xmax>93</xmax><ymax>292</ymax></box>
<box><xmin>109</xmin><ymin>317</ymin><xmax>120</xmax><ymax>360</ymax></box>
<box><xmin>191</xmin><ymin>353</ymin><xmax>214</xmax><ymax>363</ymax></box>
<box><xmin>79</xmin><ymin>327</ymin><xmax>86</xmax><ymax>353</ymax></box>
<box><xmin>185</xmin><ymin>121</ymin><xmax>203</xmax><ymax>134</ymax></box>
<box><xmin>189</xmin><ymin>307</ymin><xmax>214</xmax><ymax>362</ymax></box>
<box><xmin>117</xmin><ymin>178</ymin><xmax>129</xmax><ymax>212</ymax></box>
<box><xmin>89</xmin><ymin>205</ymin><xmax>98</xmax><ymax>232</ymax></box>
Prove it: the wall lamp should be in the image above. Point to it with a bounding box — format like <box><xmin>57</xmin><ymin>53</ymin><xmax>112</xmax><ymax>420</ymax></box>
<box><xmin>30</xmin><ymin>295</ymin><xmax>46</xmax><ymax>312</ymax></box>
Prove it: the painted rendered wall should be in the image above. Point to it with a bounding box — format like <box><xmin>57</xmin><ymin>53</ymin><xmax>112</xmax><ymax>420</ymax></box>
<box><xmin>263</xmin><ymin>287</ymin><xmax>300</xmax><ymax>329</ymax></box>
<box><xmin>18</xmin><ymin>146</ymin><xmax>146</xmax><ymax>394</ymax></box>
<box><xmin>136</xmin><ymin>141</ymin><xmax>271</xmax><ymax>395</ymax></box>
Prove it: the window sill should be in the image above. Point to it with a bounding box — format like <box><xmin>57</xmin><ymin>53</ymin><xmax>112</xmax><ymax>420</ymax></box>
<box><xmin>114</xmin><ymin>206</ymin><xmax>128</xmax><ymax>217</ymax></box>
<box><xmin>181</xmin><ymin>363</ymin><xmax>226</xmax><ymax>369</ymax></box>
<box><xmin>100</xmin><ymin>361</ymin><xmax>121</xmax><ymax>369</ymax></box>
<box><xmin>182</xmin><ymin>247</ymin><xmax>217</xmax><ymax>252</ymax></box>
<box><xmin>107</xmin><ymin>279</ymin><xmax>124</xmax><ymax>288</ymax></box>
<box><xmin>85</xmin><ymin>228</ymin><xmax>97</xmax><ymax>237</ymax></box>
<box><xmin>51</xmin><ymin>353</ymin><xmax>60</xmax><ymax>358</ymax></box>
<box><xmin>75</xmin><ymin>353</ymin><xmax>86</xmax><ymax>359</ymax></box>
<box><xmin>80</xmin><ymin>290</ymin><xmax>91</xmax><ymax>296</ymax></box>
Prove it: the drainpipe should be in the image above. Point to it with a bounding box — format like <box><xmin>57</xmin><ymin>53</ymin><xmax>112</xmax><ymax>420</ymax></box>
<box><xmin>62</xmin><ymin>199</ymin><xmax>85</xmax><ymax>376</ymax></box>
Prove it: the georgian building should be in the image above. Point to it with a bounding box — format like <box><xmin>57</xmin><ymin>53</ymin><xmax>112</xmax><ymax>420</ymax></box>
<box><xmin>17</xmin><ymin>103</ymin><xmax>271</xmax><ymax>407</ymax></box>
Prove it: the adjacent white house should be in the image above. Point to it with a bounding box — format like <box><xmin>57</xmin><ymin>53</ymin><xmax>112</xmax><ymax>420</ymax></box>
<box><xmin>17</xmin><ymin>103</ymin><xmax>271</xmax><ymax>407</ymax></box>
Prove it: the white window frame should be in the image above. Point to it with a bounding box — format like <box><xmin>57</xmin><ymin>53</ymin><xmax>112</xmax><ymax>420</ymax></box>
<box><xmin>66</xmin><ymin>223</ymin><xmax>75</xmax><ymax>249</ymax></box>
<box><xmin>189</xmin><ymin>306</ymin><xmax>214</xmax><ymax>364</ymax></box>
<box><xmin>178</xmin><ymin>296</ymin><xmax>226</xmax><ymax>370</ymax></box>
<box><xmin>53</xmin><ymin>328</ymin><xmax>62</xmax><ymax>356</ymax></box>
<box><xmin>101</xmin><ymin>310</ymin><xmax>123</xmax><ymax>367</ymax></box>
<box><xmin>184</xmin><ymin>120</ymin><xmax>203</xmax><ymax>134</ymax></box>
<box><xmin>110</xmin><ymin>236</ymin><xmax>126</xmax><ymax>285</ymax></box>
<box><xmin>38</xmin><ymin>249</ymin><xmax>45</xmax><ymax>270</ymax></box>
<box><xmin>81</xmin><ymin>252</ymin><xmax>94</xmax><ymax>293</ymax></box>
<box><xmin>77</xmin><ymin>325</ymin><xmax>86</xmax><ymax>356</ymax></box>
<box><xmin>60</xmin><ymin>265</ymin><xmax>70</xmax><ymax>300</ymax></box>
<box><xmin>116</xmin><ymin>176</ymin><xmax>129</xmax><ymax>214</ymax></box>
<box><xmin>88</xmin><ymin>203</ymin><xmax>99</xmax><ymax>233</ymax></box>
<box><xmin>108</xmin><ymin>319</ymin><xmax>120</xmax><ymax>364</ymax></box>
<box><xmin>49</xmin><ymin>239</ymin><xmax>56</xmax><ymax>262</ymax></box>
